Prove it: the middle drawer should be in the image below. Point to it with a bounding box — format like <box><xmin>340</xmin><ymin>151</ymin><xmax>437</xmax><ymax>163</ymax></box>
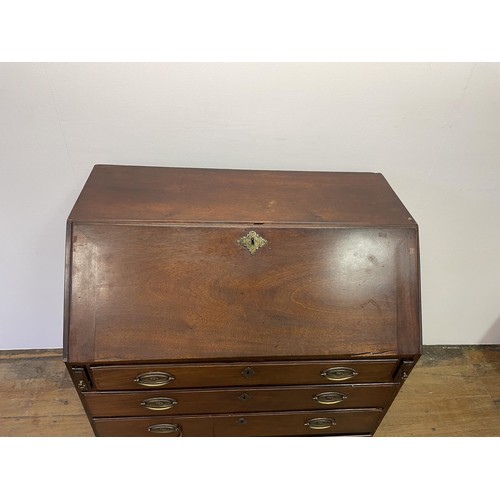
<box><xmin>83</xmin><ymin>383</ymin><xmax>398</xmax><ymax>417</ymax></box>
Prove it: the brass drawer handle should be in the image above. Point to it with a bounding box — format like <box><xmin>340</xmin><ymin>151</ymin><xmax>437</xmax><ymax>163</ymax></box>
<box><xmin>321</xmin><ymin>367</ymin><xmax>358</xmax><ymax>381</ymax></box>
<box><xmin>304</xmin><ymin>418</ymin><xmax>336</xmax><ymax>430</ymax></box>
<box><xmin>140</xmin><ymin>397</ymin><xmax>178</xmax><ymax>411</ymax></box>
<box><xmin>313</xmin><ymin>391</ymin><xmax>347</xmax><ymax>405</ymax></box>
<box><xmin>134</xmin><ymin>371</ymin><xmax>175</xmax><ymax>387</ymax></box>
<box><xmin>148</xmin><ymin>423</ymin><xmax>181</xmax><ymax>435</ymax></box>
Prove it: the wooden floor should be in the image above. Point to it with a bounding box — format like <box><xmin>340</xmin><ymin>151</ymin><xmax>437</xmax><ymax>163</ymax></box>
<box><xmin>0</xmin><ymin>345</ymin><xmax>498</xmax><ymax>437</ymax></box>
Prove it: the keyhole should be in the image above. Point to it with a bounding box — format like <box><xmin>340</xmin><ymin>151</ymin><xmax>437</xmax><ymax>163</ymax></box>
<box><xmin>237</xmin><ymin>417</ymin><xmax>247</xmax><ymax>425</ymax></box>
<box><xmin>242</xmin><ymin>367</ymin><xmax>255</xmax><ymax>378</ymax></box>
<box><xmin>250</xmin><ymin>237</ymin><xmax>255</xmax><ymax>246</ymax></box>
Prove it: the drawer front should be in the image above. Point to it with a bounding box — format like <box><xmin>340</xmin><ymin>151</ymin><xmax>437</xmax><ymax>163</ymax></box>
<box><xmin>93</xmin><ymin>409</ymin><xmax>383</xmax><ymax>437</ymax></box>
<box><xmin>84</xmin><ymin>383</ymin><xmax>399</xmax><ymax>417</ymax></box>
<box><xmin>90</xmin><ymin>359</ymin><xmax>399</xmax><ymax>390</ymax></box>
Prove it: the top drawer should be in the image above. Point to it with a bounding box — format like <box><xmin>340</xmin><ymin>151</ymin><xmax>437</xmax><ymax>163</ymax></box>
<box><xmin>90</xmin><ymin>359</ymin><xmax>399</xmax><ymax>390</ymax></box>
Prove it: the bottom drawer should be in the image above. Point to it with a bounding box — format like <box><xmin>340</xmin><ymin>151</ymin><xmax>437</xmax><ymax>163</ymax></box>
<box><xmin>93</xmin><ymin>409</ymin><xmax>383</xmax><ymax>437</ymax></box>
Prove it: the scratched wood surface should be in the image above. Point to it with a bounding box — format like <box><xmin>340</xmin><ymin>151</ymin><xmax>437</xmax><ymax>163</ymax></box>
<box><xmin>0</xmin><ymin>346</ymin><xmax>498</xmax><ymax>437</ymax></box>
<box><xmin>376</xmin><ymin>345</ymin><xmax>500</xmax><ymax>436</ymax></box>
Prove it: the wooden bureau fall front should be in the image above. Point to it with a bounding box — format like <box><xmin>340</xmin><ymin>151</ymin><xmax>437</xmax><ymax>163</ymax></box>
<box><xmin>63</xmin><ymin>165</ymin><xmax>422</xmax><ymax>437</ymax></box>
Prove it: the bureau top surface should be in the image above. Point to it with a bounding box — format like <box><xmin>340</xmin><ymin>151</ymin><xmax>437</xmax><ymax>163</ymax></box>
<box><xmin>68</xmin><ymin>165</ymin><xmax>415</xmax><ymax>226</ymax></box>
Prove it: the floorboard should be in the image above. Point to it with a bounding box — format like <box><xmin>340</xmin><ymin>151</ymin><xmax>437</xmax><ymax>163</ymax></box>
<box><xmin>375</xmin><ymin>345</ymin><xmax>500</xmax><ymax>436</ymax></box>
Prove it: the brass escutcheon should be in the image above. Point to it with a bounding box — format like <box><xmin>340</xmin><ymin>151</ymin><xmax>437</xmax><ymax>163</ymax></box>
<box><xmin>241</xmin><ymin>367</ymin><xmax>255</xmax><ymax>378</ymax></box>
<box><xmin>237</xmin><ymin>230</ymin><xmax>268</xmax><ymax>254</ymax></box>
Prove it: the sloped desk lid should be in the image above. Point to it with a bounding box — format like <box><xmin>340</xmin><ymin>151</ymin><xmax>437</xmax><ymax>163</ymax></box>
<box><xmin>68</xmin><ymin>165</ymin><xmax>416</xmax><ymax>227</ymax></box>
<box><xmin>64</xmin><ymin>166</ymin><xmax>421</xmax><ymax>363</ymax></box>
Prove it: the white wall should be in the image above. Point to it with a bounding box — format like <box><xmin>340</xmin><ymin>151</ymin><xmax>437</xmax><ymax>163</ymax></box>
<box><xmin>1</xmin><ymin>62</ymin><xmax>499</xmax><ymax>349</ymax></box>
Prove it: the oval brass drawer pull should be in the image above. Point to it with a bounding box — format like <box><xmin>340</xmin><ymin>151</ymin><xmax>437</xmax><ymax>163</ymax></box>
<box><xmin>134</xmin><ymin>371</ymin><xmax>175</xmax><ymax>387</ymax></box>
<box><xmin>313</xmin><ymin>391</ymin><xmax>347</xmax><ymax>405</ymax></box>
<box><xmin>148</xmin><ymin>423</ymin><xmax>181</xmax><ymax>434</ymax></box>
<box><xmin>140</xmin><ymin>397</ymin><xmax>178</xmax><ymax>411</ymax></box>
<box><xmin>304</xmin><ymin>418</ymin><xmax>336</xmax><ymax>430</ymax></box>
<box><xmin>321</xmin><ymin>367</ymin><xmax>358</xmax><ymax>381</ymax></box>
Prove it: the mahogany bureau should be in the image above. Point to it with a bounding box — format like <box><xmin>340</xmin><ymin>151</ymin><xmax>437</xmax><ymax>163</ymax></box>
<box><xmin>63</xmin><ymin>165</ymin><xmax>422</xmax><ymax>437</ymax></box>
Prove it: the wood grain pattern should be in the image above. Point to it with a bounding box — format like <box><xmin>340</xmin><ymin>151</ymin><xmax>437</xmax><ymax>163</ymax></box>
<box><xmin>0</xmin><ymin>350</ymin><xmax>93</xmax><ymax>437</ymax></box>
<box><xmin>93</xmin><ymin>408</ymin><xmax>383</xmax><ymax>437</ymax></box>
<box><xmin>1</xmin><ymin>346</ymin><xmax>498</xmax><ymax>437</ymax></box>
<box><xmin>62</xmin><ymin>166</ymin><xmax>422</xmax><ymax>436</ymax></box>
<box><xmin>375</xmin><ymin>345</ymin><xmax>500</xmax><ymax>436</ymax></box>
<box><xmin>89</xmin><ymin>359</ymin><xmax>400</xmax><ymax>390</ymax></box>
<box><xmin>83</xmin><ymin>383</ymin><xmax>399</xmax><ymax>417</ymax></box>
<box><xmin>69</xmin><ymin>165</ymin><xmax>415</xmax><ymax>226</ymax></box>
<box><xmin>67</xmin><ymin>224</ymin><xmax>418</xmax><ymax>363</ymax></box>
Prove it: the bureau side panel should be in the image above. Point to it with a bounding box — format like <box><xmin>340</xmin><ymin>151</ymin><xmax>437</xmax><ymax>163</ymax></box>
<box><xmin>66</xmin><ymin>225</ymin><xmax>100</xmax><ymax>362</ymax></box>
<box><xmin>63</xmin><ymin>221</ymin><xmax>73</xmax><ymax>362</ymax></box>
<box><xmin>67</xmin><ymin>224</ymin><xmax>410</xmax><ymax>362</ymax></box>
<box><xmin>396</xmin><ymin>226</ymin><xmax>422</xmax><ymax>356</ymax></box>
